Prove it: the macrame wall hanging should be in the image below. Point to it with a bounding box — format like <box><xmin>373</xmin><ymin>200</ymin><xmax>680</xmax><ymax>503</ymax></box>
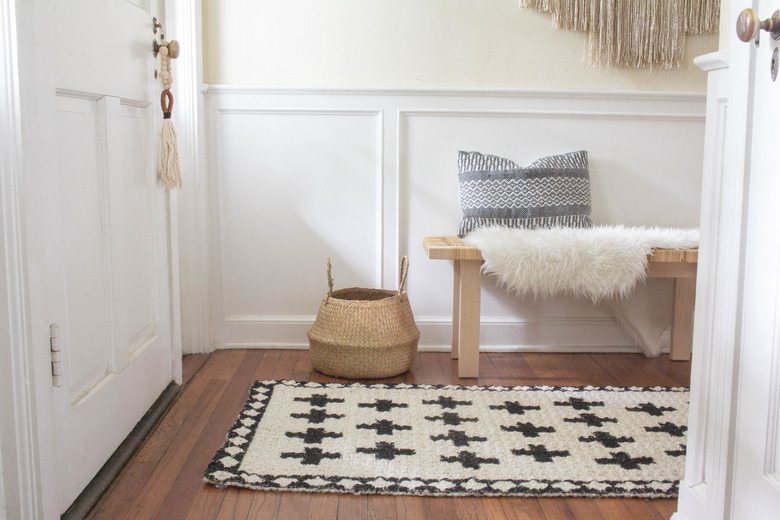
<box><xmin>518</xmin><ymin>0</ymin><xmax>720</xmax><ymax>69</ymax></box>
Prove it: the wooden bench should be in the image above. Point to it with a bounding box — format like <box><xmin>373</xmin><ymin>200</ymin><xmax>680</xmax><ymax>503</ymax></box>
<box><xmin>422</xmin><ymin>235</ymin><xmax>698</xmax><ymax>378</ymax></box>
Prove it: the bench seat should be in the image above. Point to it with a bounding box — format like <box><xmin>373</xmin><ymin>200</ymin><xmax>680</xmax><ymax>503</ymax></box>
<box><xmin>422</xmin><ymin>235</ymin><xmax>698</xmax><ymax>378</ymax></box>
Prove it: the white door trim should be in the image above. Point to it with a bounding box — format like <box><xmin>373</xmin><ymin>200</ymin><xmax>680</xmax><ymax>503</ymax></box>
<box><xmin>0</xmin><ymin>0</ymin><xmax>43</xmax><ymax>518</ymax></box>
<box><xmin>166</xmin><ymin>0</ymin><xmax>209</xmax><ymax>356</ymax></box>
<box><xmin>676</xmin><ymin>3</ymin><xmax>755</xmax><ymax>519</ymax></box>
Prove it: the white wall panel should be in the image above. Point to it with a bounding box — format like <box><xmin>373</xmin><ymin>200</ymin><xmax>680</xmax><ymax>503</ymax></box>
<box><xmin>212</xmin><ymin>108</ymin><xmax>382</xmax><ymax>345</ymax></box>
<box><xmin>203</xmin><ymin>87</ymin><xmax>705</xmax><ymax>351</ymax></box>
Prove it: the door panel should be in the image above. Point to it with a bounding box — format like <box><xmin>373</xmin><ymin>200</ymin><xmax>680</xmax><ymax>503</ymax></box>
<box><xmin>56</xmin><ymin>94</ymin><xmax>113</xmax><ymax>401</ymax></box>
<box><xmin>20</xmin><ymin>0</ymin><xmax>174</xmax><ymax>512</ymax></box>
<box><xmin>731</xmin><ymin>0</ymin><xmax>780</xmax><ymax>517</ymax></box>
<box><xmin>106</xmin><ymin>100</ymin><xmax>159</xmax><ymax>356</ymax></box>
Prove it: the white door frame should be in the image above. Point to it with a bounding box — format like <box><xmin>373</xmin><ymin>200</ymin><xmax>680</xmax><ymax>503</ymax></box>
<box><xmin>166</xmin><ymin>0</ymin><xmax>211</xmax><ymax>356</ymax></box>
<box><xmin>0</xmin><ymin>0</ymin><xmax>201</xmax><ymax>517</ymax></box>
<box><xmin>675</xmin><ymin>2</ymin><xmax>755</xmax><ymax>520</ymax></box>
<box><xmin>0</xmin><ymin>0</ymin><xmax>45</xmax><ymax>518</ymax></box>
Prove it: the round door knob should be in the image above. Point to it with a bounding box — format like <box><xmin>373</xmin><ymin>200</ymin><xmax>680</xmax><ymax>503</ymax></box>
<box><xmin>737</xmin><ymin>8</ymin><xmax>761</xmax><ymax>42</ymax></box>
<box><xmin>168</xmin><ymin>40</ymin><xmax>181</xmax><ymax>59</ymax></box>
<box><xmin>737</xmin><ymin>8</ymin><xmax>780</xmax><ymax>42</ymax></box>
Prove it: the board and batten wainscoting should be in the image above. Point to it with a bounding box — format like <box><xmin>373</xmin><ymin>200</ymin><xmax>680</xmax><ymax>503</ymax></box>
<box><xmin>202</xmin><ymin>86</ymin><xmax>705</xmax><ymax>353</ymax></box>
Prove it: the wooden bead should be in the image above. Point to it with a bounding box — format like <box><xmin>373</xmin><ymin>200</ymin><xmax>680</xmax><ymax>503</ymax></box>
<box><xmin>160</xmin><ymin>46</ymin><xmax>169</xmax><ymax>56</ymax></box>
<box><xmin>160</xmin><ymin>71</ymin><xmax>169</xmax><ymax>79</ymax></box>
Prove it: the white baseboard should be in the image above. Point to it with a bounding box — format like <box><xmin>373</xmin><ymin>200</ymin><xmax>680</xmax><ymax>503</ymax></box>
<box><xmin>216</xmin><ymin>343</ymin><xmax>644</xmax><ymax>354</ymax></box>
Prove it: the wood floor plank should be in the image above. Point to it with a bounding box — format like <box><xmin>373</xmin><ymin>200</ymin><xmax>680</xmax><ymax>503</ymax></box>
<box><xmin>155</xmin><ymin>350</ymin><xmax>266</xmax><ymax>520</ymax></box>
<box><xmin>422</xmin><ymin>496</ymin><xmax>459</xmax><ymax>520</ymax></box>
<box><xmin>86</xmin><ymin>350</ymin><xmax>690</xmax><ymax>520</ymax></box>
<box><xmin>538</xmin><ymin>497</ymin><xmax>576</xmax><ymax>520</ymax></box>
<box><xmin>336</xmin><ymin>494</ymin><xmax>368</xmax><ymax>519</ymax></box>
<box><xmin>419</xmin><ymin>352</ymin><xmax>448</xmax><ymax>385</ymax></box>
<box><xmin>452</xmin><ymin>497</ymin><xmax>497</xmax><ymax>519</ymax></box>
<box><xmin>590</xmin><ymin>354</ymin><xmax>684</xmax><ymax>388</ymax></box>
<box><xmin>181</xmin><ymin>484</ymin><xmax>226</xmax><ymax>520</ymax></box>
<box><xmin>276</xmin><ymin>492</ymin><xmax>311</xmax><ymax>519</ymax></box>
<box><xmin>403</xmin><ymin>352</ymin><xmax>426</xmax><ymax>385</ymax></box>
<box><xmin>293</xmin><ymin>350</ymin><xmax>314</xmax><ymax>381</ymax></box>
<box><xmin>91</xmin><ymin>378</ymin><xmax>227</xmax><ymax>520</ymax></box>
<box><xmin>183</xmin><ymin>353</ymin><xmax>209</xmax><ymax>385</ymax></box>
<box><xmin>228</xmin><ymin>489</ymin><xmax>262</xmax><ymax>520</ymax></box>
<box><xmin>87</xmin><ymin>390</ymin><xmax>203</xmax><ymax>518</ymax></box>
<box><xmin>564</xmin><ymin>498</ymin><xmax>606</xmax><ymax>519</ymax></box>
<box><xmin>363</xmin><ymin>495</ymin><xmax>397</xmax><ymax>520</ymax></box>
<box><xmin>487</xmin><ymin>352</ymin><xmax>537</xmax><ymax>383</ymax></box>
<box><xmin>395</xmin><ymin>495</ymin><xmax>426</xmax><ymax>520</ymax></box>
<box><xmin>480</xmin><ymin>497</ymin><xmax>512</xmax><ymax>520</ymax></box>
<box><xmin>595</xmin><ymin>497</ymin><xmax>657</xmax><ymax>520</ymax></box>
<box><xmin>477</xmin><ymin>352</ymin><xmax>502</xmax><ymax>386</ymax></box>
<box><xmin>213</xmin><ymin>488</ymin><xmax>242</xmax><ymax>520</ymax></box>
<box><xmin>436</xmin><ymin>350</ymin><xmax>459</xmax><ymax>381</ymax></box>
<box><xmin>652</xmin><ymin>498</ymin><xmax>679</xmax><ymax>518</ymax></box>
<box><xmin>520</xmin><ymin>353</ymin><xmax>559</xmax><ymax>380</ymax></box>
<box><xmin>255</xmin><ymin>349</ymin><xmax>283</xmax><ymax>381</ymax></box>
<box><xmin>542</xmin><ymin>353</ymin><xmax>619</xmax><ymax>387</ymax></box>
<box><xmin>498</xmin><ymin>497</ymin><xmax>548</xmax><ymax>520</ymax></box>
<box><xmin>306</xmin><ymin>493</ymin><xmax>339</xmax><ymax>519</ymax></box>
<box><xmin>241</xmin><ymin>491</ymin><xmax>282</xmax><ymax>520</ymax></box>
<box><xmin>274</xmin><ymin>350</ymin><xmax>301</xmax><ymax>380</ymax></box>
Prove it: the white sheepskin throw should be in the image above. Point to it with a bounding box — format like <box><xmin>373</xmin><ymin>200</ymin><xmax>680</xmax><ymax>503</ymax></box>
<box><xmin>464</xmin><ymin>226</ymin><xmax>699</xmax><ymax>302</ymax></box>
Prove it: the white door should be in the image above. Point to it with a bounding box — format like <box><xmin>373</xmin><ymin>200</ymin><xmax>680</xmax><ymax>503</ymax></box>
<box><xmin>731</xmin><ymin>2</ymin><xmax>780</xmax><ymax>517</ymax></box>
<box><xmin>18</xmin><ymin>0</ymin><xmax>178</xmax><ymax>514</ymax></box>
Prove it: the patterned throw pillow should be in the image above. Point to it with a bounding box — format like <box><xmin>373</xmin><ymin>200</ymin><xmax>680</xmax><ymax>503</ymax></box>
<box><xmin>457</xmin><ymin>150</ymin><xmax>593</xmax><ymax>237</ymax></box>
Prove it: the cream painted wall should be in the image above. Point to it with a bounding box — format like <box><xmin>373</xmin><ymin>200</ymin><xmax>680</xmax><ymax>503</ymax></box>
<box><xmin>202</xmin><ymin>0</ymin><xmax>718</xmax><ymax>91</ymax></box>
<box><xmin>720</xmin><ymin>0</ymin><xmax>732</xmax><ymax>50</ymax></box>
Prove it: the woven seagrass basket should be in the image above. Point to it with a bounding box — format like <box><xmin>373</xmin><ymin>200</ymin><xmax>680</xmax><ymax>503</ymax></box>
<box><xmin>308</xmin><ymin>257</ymin><xmax>419</xmax><ymax>379</ymax></box>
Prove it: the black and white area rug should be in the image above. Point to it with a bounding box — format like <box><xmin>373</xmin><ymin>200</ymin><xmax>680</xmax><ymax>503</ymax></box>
<box><xmin>205</xmin><ymin>380</ymin><xmax>688</xmax><ymax>498</ymax></box>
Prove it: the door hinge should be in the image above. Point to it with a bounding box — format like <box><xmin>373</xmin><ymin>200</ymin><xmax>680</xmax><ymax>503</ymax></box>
<box><xmin>50</xmin><ymin>323</ymin><xmax>62</xmax><ymax>387</ymax></box>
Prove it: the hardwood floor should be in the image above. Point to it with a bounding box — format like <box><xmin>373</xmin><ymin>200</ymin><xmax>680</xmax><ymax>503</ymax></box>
<box><xmin>86</xmin><ymin>350</ymin><xmax>690</xmax><ymax>520</ymax></box>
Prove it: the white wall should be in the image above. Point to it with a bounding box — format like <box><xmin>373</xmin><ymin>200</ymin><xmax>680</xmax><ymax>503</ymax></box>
<box><xmin>202</xmin><ymin>0</ymin><xmax>718</xmax><ymax>91</ymax></box>
<box><xmin>192</xmin><ymin>1</ymin><xmax>713</xmax><ymax>354</ymax></box>
<box><xmin>203</xmin><ymin>87</ymin><xmax>705</xmax><ymax>352</ymax></box>
<box><xmin>720</xmin><ymin>0</ymin><xmax>732</xmax><ymax>50</ymax></box>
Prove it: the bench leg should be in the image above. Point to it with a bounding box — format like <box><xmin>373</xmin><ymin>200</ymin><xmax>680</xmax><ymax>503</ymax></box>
<box><xmin>452</xmin><ymin>260</ymin><xmax>460</xmax><ymax>359</ymax></box>
<box><xmin>670</xmin><ymin>277</ymin><xmax>696</xmax><ymax>361</ymax></box>
<box><xmin>457</xmin><ymin>260</ymin><xmax>482</xmax><ymax>378</ymax></box>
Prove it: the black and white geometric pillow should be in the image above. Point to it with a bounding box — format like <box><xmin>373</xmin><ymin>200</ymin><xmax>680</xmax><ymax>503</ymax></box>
<box><xmin>457</xmin><ymin>150</ymin><xmax>593</xmax><ymax>237</ymax></box>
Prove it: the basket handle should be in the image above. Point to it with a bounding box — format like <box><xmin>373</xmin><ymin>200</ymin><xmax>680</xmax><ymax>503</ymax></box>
<box><xmin>398</xmin><ymin>256</ymin><xmax>409</xmax><ymax>294</ymax></box>
<box><xmin>326</xmin><ymin>258</ymin><xmax>334</xmax><ymax>301</ymax></box>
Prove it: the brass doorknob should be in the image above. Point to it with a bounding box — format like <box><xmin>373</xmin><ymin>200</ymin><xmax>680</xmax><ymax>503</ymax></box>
<box><xmin>737</xmin><ymin>8</ymin><xmax>780</xmax><ymax>42</ymax></box>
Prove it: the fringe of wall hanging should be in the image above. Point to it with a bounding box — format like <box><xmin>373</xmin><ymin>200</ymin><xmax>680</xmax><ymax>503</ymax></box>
<box><xmin>519</xmin><ymin>0</ymin><xmax>720</xmax><ymax>69</ymax></box>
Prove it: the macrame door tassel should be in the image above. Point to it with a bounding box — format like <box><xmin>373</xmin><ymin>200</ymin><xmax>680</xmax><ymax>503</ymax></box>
<box><xmin>159</xmin><ymin>89</ymin><xmax>182</xmax><ymax>189</ymax></box>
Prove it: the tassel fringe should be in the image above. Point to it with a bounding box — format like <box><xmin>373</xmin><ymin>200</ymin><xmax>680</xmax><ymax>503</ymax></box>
<box><xmin>159</xmin><ymin>119</ymin><xmax>182</xmax><ymax>189</ymax></box>
<box><xmin>519</xmin><ymin>0</ymin><xmax>720</xmax><ymax>69</ymax></box>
